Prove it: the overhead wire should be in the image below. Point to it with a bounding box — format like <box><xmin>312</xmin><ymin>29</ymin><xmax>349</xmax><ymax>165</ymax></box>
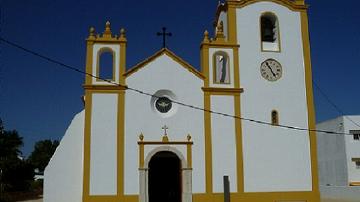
<box><xmin>313</xmin><ymin>81</ymin><xmax>360</xmax><ymax>128</ymax></box>
<box><xmin>0</xmin><ymin>36</ymin><xmax>357</xmax><ymax>136</ymax></box>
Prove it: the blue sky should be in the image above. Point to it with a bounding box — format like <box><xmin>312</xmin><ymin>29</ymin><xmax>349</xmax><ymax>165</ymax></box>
<box><xmin>1</xmin><ymin>0</ymin><xmax>360</xmax><ymax>156</ymax></box>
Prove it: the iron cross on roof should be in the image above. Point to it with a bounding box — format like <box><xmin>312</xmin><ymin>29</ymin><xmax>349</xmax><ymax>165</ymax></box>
<box><xmin>157</xmin><ymin>27</ymin><xmax>172</xmax><ymax>48</ymax></box>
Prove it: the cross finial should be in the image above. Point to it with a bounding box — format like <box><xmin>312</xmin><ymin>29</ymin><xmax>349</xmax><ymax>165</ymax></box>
<box><xmin>162</xmin><ymin>125</ymin><xmax>169</xmax><ymax>135</ymax></box>
<box><xmin>157</xmin><ymin>27</ymin><xmax>172</xmax><ymax>48</ymax></box>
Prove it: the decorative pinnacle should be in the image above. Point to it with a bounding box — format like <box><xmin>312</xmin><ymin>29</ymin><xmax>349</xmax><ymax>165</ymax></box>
<box><xmin>120</xmin><ymin>28</ymin><xmax>126</xmax><ymax>39</ymax></box>
<box><xmin>203</xmin><ymin>30</ymin><xmax>210</xmax><ymax>43</ymax></box>
<box><xmin>139</xmin><ymin>133</ymin><xmax>144</xmax><ymax>141</ymax></box>
<box><xmin>89</xmin><ymin>27</ymin><xmax>96</xmax><ymax>39</ymax></box>
<box><xmin>187</xmin><ymin>134</ymin><xmax>192</xmax><ymax>141</ymax></box>
<box><xmin>103</xmin><ymin>21</ymin><xmax>112</xmax><ymax>38</ymax></box>
<box><xmin>215</xmin><ymin>21</ymin><xmax>225</xmax><ymax>40</ymax></box>
<box><xmin>217</xmin><ymin>21</ymin><xmax>224</xmax><ymax>34</ymax></box>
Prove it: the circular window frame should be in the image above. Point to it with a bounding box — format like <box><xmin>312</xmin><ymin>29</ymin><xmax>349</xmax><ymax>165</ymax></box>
<box><xmin>151</xmin><ymin>90</ymin><xmax>178</xmax><ymax>118</ymax></box>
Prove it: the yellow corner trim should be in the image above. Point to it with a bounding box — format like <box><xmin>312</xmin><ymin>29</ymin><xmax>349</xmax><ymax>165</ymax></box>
<box><xmin>349</xmin><ymin>182</ymin><xmax>360</xmax><ymax>186</ymax></box>
<box><xmin>83</xmin><ymin>84</ymin><xmax>127</xmax><ymax>90</ymax></box>
<box><xmin>138</xmin><ymin>141</ymin><xmax>193</xmax><ymax>145</ymax></box>
<box><xmin>202</xmin><ymin>87</ymin><xmax>243</xmax><ymax>94</ymax></box>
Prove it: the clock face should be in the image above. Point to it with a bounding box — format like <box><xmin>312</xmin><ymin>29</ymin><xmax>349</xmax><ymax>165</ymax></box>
<box><xmin>155</xmin><ymin>97</ymin><xmax>172</xmax><ymax>113</ymax></box>
<box><xmin>260</xmin><ymin>59</ymin><xmax>282</xmax><ymax>81</ymax></box>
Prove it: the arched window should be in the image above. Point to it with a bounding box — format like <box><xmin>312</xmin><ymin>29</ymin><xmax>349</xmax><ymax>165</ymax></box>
<box><xmin>260</xmin><ymin>13</ymin><xmax>280</xmax><ymax>51</ymax></box>
<box><xmin>213</xmin><ymin>51</ymin><xmax>230</xmax><ymax>84</ymax></box>
<box><xmin>271</xmin><ymin>110</ymin><xmax>279</xmax><ymax>125</ymax></box>
<box><xmin>97</xmin><ymin>48</ymin><xmax>115</xmax><ymax>80</ymax></box>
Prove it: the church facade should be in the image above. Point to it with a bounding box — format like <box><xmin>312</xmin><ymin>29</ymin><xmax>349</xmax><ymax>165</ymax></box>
<box><xmin>44</xmin><ymin>0</ymin><xmax>320</xmax><ymax>202</ymax></box>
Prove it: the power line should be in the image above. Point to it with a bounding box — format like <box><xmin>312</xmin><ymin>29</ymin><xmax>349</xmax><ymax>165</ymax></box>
<box><xmin>313</xmin><ymin>81</ymin><xmax>360</xmax><ymax>128</ymax></box>
<box><xmin>0</xmin><ymin>36</ymin><xmax>356</xmax><ymax>136</ymax></box>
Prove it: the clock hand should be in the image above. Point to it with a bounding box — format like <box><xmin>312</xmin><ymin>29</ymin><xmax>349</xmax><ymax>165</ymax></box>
<box><xmin>265</xmin><ymin>62</ymin><xmax>276</xmax><ymax>77</ymax></box>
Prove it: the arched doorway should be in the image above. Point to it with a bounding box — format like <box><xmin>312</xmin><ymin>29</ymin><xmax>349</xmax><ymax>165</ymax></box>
<box><xmin>148</xmin><ymin>151</ymin><xmax>182</xmax><ymax>202</ymax></box>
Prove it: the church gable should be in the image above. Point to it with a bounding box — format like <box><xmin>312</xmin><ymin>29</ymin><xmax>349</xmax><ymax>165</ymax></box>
<box><xmin>124</xmin><ymin>48</ymin><xmax>205</xmax><ymax>80</ymax></box>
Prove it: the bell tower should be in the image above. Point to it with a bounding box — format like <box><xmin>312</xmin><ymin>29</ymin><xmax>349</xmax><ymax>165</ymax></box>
<box><xmin>82</xmin><ymin>21</ymin><xmax>127</xmax><ymax>202</ymax></box>
<box><xmin>201</xmin><ymin>0</ymin><xmax>320</xmax><ymax>201</ymax></box>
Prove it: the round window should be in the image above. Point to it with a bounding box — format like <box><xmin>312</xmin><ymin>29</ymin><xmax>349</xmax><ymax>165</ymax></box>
<box><xmin>155</xmin><ymin>97</ymin><xmax>172</xmax><ymax>113</ymax></box>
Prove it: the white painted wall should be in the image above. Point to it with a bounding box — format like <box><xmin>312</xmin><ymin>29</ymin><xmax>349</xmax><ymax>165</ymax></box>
<box><xmin>236</xmin><ymin>2</ymin><xmax>312</xmax><ymax>192</ymax></box>
<box><xmin>44</xmin><ymin>110</ymin><xmax>84</xmax><ymax>202</ymax></box>
<box><xmin>92</xmin><ymin>44</ymin><xmax>120</xmax><ymax>85</ymax></box>
<box><xmin>124</xmin><ymin>53</ymin><xmax>205</xmax><ymax>194</ymax></box>
<box><xmin>211</xmin><ymin>96</ymin><xmax>237</xmax><ymax>193</ymax></box>
<box><xmin>317</xmin><ymin>116</ymin><xmax>360</xmax><ymax>186</ymax></box>
<box><xmin>90</xmin><ymin>93</ymin><xmax>118</xmax><ymax>195</ymax></box>
<box><xmin>317</xmin><ymin>117</ymin><xmax>348</xmax><ymax>186</ymax></box>
<box><xmin>343</xmin><ymin>116</ymin><xmax>360</xmax><ymax>183</ymax></box>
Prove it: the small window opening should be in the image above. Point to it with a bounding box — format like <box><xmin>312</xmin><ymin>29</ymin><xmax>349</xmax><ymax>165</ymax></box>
<box><xmin>354</xmin><ymin>161</ymin><xmax>360</xmax><ymax>169</ymax></box>
<box><xmin>271</xmin><ymin>110</ymin><xmax>279</xmax><ymax>125</ymax></box>
<box><xmin>214</xmin><ymin>52</ymin><xmax>230</xmax><ymax>84</ymax></box>
<box><xmin>350</xmin><ymin>130</ymin><xmax>360</xmax><ymax>141</ymax></box>
<box><xmin>261</xmin><ymin>13</ymin><xmax>280</xmax><ymax>51</ymax></box>
<box><xmin>98</xmin><ymin>50</ymin><xmax>114</xmax><ymax>80</ymax></box>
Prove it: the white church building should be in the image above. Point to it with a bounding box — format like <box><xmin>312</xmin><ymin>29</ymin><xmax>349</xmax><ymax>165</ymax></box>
<box><xmin>44</xmin><ymin>0</ymin><xmax>321</xmax><ymax>202</ymax></box>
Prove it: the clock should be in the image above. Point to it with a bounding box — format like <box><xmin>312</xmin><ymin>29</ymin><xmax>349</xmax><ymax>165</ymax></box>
<box><xmin>155</xmin><ymin>97</ymin><xmax>172</xmax><ymax>113</ymax></box>
<box><xmin>260</xmin><ymin>59</ymin><xmax>282</xmax><ymax>81</ymax></box>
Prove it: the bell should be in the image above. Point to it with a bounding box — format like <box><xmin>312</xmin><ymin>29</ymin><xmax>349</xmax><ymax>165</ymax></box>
<box><xmin>261</xmin><ymin>18</ymin><xmax>275</xmax><ymax>42</ymax></box>
<box><xmin>263</xmin><ymin>28</ymin><xmax>274</xmax><ymax>42</ymax></box>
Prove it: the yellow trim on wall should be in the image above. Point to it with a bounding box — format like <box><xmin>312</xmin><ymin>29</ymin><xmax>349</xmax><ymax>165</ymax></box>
<box><xmin>187</xmin><ymin>143</ymin><xmax>192</xmax><ymax>168</ymax></box>
<box><xmin>83</xmin><ymin>85</ymin><xmax>127</xmax><ymax>91</ymax></box>
<box><xmin>202</xmin><ymin>87</ymin><xmax>243</xmax><ymax>95</ymax></box>
<box><xmin>204</xmin><ymin>92</ymin><xmax>213</xmax><ymax>194</ymax></box>
<box><xmin>227</xmin><ymin>3</ymin><xmax>238</xmax><ymax>44</ymax></box>
<box><xmin>226</xmin><ymin>0</ymin><xmax>308</xmax><ymax>12</ymax></box>
<box><xmin>82</xmin><ymin>195</ymin><xmax>138</xmax><ymax>202</ymax></box>
<box><xmin>85</xmin><ymin>41</ymin><xmax>94</xmax><ymax>85</ymax></box>
<box><xmin>200</xmin><ymin>44</ymin><xmax>210</xmax><ymax>87</ymax></box>
<box><xmin>82</xmin><ymin>90</ymin><xmax>92</xmax><ymax>200</ymax></box>
<box><xmin>117</xmin><ymin>90</ymin><xmax>125</xmax><ymax>198</ymax></box>
<box><xmin>119</xmin><ymin>40</ymin><xmax>126</xmax><ymax>86</ymax></box>
<box><xmin>233</xmin><ymin>47</ymin><xmax>240</xmax><ymax>88</ymax></box>
<box><xmin>234</xmin><ymin>95</ymin><xmax>244</xmax><ymax>193</ymax></box>
<box><xmin>349</xmin><ymin>182</ymin><xmax>360</xmax><ymax>186</ymax></box>
<box><xmin>137</xmin><ymin>135</ymin><xmax>193</xmax><ymax>169</ymax></box>
<box><xmin>301</xmin><ymin>10</ymin><xmax>320</xmax><ymax>202</ymax></box>
<box><xmin>193</xmin><ymin>191</ymin><xmax>317</xmax><ymax>202</ymax></box>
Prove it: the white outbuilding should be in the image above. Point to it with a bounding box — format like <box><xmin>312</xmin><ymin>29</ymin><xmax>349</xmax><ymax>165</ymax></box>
<box><xmin>317</xmin><ymin>116</ymin><xmax>360</xmax><ymax>186</ymax></box>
